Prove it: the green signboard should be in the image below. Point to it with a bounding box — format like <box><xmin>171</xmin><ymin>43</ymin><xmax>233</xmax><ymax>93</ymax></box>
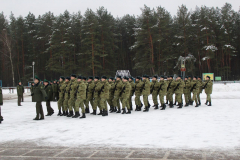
<box><xmin>215</xmin><ymin>76</ymin><xmax>221</xmax><ymax>81</ymax></box>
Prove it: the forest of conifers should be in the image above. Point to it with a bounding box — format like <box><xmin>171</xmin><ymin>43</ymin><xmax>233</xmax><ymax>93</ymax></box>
<box><xmin>0</xmin><ymin>3</ymin><xmax>240</xmax><ymax>86</ymax></box>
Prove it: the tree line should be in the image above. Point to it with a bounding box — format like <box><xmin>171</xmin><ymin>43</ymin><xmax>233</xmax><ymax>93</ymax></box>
<box><xmin>0</xmin><ymin>3</ymin><xmax>240</xmax><ymax>86</ymax></box>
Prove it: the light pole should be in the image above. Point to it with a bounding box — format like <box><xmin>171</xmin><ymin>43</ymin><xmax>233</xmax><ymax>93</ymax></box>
<box><xmin>32</xmin><ymin>61</ymin><xmax>35</xmax><ymax>81</ymax></box>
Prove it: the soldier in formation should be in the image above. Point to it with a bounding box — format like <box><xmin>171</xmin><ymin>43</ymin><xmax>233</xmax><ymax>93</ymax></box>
<box><xmin>28</xmin><ymin>74</ymin><xmax>213</xmax><ymax>120</ymax></box>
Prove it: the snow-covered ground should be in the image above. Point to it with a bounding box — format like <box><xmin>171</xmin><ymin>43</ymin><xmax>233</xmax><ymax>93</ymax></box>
<box><xmin>0</xmin><ymin>83</ymin><xmax>240</xmax><ymax>150</ymax></box>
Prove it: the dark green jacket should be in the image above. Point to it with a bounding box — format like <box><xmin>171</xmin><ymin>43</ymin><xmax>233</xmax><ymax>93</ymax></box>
<box><xmin>0</xmin><ymin>87</ymin><xmax>3</xmax><ymax>105</ymax></box>
<box><xmin>32</xmin><ymin>83</ymin><xmax>48</xmax><ymax>102</ymax></box>
<box><xmin>52</xmin><ymin>83</ymin><xmax>58</xmax><ymax>93</ymax></box>
<box><xmin>17</xmin><ymin>85</ymin><xmax>24</xmax><ymax>96</ymax></box>
<box><xmin>198</xmin><ymin>80</ymin><xmax>204</xmax><ymax>93</ymax></box>
<box><xmin>44</xmin><ymin>84</ymin><xmax>53</xmax><ymax>101</ymax></box>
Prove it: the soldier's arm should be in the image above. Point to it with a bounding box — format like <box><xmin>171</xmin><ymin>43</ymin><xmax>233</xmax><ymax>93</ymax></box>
<box><xmin>40</xmin><ymin>85</ymin><xmax>48</xmax><ymax>99</ymax></box>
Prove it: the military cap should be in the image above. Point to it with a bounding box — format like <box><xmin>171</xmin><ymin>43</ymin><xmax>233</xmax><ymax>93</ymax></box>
<box><xmin>66</xmin><ymin>77</ymin><xmax>70</xmax><ymax>80</ymax></box>
<box><xmin>198</xmin><ymin>76</ymin><xmax>202</xmax><ymax>79</ymax></box>
<box><xmin>178</xmin><ymin>75</ymin><xmax>182</xmax><ymax>78</ymax></box>
<box><xmin>188</xmin><ymin>76</ymin><xmax>192</xmax><ymax>78</ymax></box>
<box><xmin>153</xmin><ymin>75</ymin><xmax>158</xmax><ymax>79</ymax></box>
<box><xmin>160</xmin><ymin>75</ymin><xmax>164</xmax><ymax>78</ymax></box>
<box><xmin>71</xmin><ymin>74</ymin><xmax>77</xmax><ymax>78</ymax></box>
<box><xmin>123</xmin><ymin>76</ymin><xmax>129</xmax><ymax>80</ymax></box>
<box><xmin>77</xmin><ymin>76</ymin><xmax>82</xmax><ymax>79</ymax></box>
<box><xmin>129</xmin><ymin>76</ymin><xmax>133</xmax><ymax>80</ymax></box>
<box><xmin>19</xmin><ymin>80</ymin><xmax>21</xmax><ymax>82</ymax></box>
<box><xmin>136</xmin><ymin>76</ymin><xmax>141</xmax><ymax>80</ymax></box>
<box><xmin>109</xmin><ymin>77</ymin><xmax>114</xmax><ymax>80</ymax></box>
<box><xmin>35</xmin><ymin>76</ymin><xmax>40</xmax><ymax>81</ymax></box>
<box><xmin>206</xmin><ymin>76</ymin><xmax>210</xmax><ymax>79</ymax></box>
<box><xmin>82</xmin><ymin>76</ymin><xmax>87</xmax><ymax>80</ymax></box>
<box><xmin>43</xmin><ymin>79</ymin><xmax>49</xmax><ymax>82</ymax></box>
<box><xmin>94</xmin><ymin>76</ymin><xmax>100</xmax><ymax>80</ymax></box>
<box><xmin>60</xmin><ymin>76</ymin><xmax>65</xmax><ymax>80</ymax></box>
<box><xmin>142</xmin><ymin>75</ymin><xmax>148</xmax><ymax>78</ymax></box>
<box><xmin>88</xmin><ymin>76</ymin><xmax>94</xmax><ymax>80</ymax></box>
<box><xmin>169</xmin><ymin>75</ymin><xmax>173</xmax><ymax>78</ymax></box>
<box><xmin>194</xmin><ymin>76</ymin><xmax>198</xmax><ymax>79</ymax></box>
<box><xmin>116</xmin><ymin>75</ymin><xmax>121</xmax><ymax>79</ymax></box>
<box><xmin>185</xmin><ymin>76</ymin><xmax>189</xmax><ymax>78</ymax></box>
<box><xmin>101</xmin><ymin>76</ymin><xmax>107</xmax><ymax>79</ymax></box>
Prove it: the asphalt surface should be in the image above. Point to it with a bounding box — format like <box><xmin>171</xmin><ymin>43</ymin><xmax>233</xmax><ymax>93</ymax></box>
<box><xmin>0</xmin><ymin>142</ymin><xmax>240</xmax><ymax>160</ymax></box>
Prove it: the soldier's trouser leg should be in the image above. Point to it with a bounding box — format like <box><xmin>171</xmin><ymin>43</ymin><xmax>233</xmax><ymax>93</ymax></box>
<box><xmin>159</xmin><ymin>94</ymin><xmax>165</xmax><ymax>105</ymax></box>
<box><xmin>188</xmin><ymin>92</ymin><xmax>192</xmax><ymax>102</ymax></box>
<box><xmin>197</xmin><ymin>93</ymin><xmax>200</xmax><ymax>102</ymax></box>
<box><xmin>107</xmin><ymin>95</ymin><xmax>113</xmax><ymax>106</ymax></box>
<box><xmin>63</xmin><ymin>98</ymin><xmax>69</xmax><ymax>111</ymax></box>
<box><xmin>113</xmin><ymin>96</ymin><xmax>120</xmax><ymax>109</ymax></box>
<box><xmin>57</xmin><ymin>97</ymin><xmax>64</xmax><ymax>111</ymax></box>
<box><xmin>184</xmin><ymin>94</ymin><xmax>188</xmax><ymax>104</ymax></box>
<box><xmin>100</xmin><ymin>98</ymin><xmax>108</xmax><ymax>111</ymax></box>
<box><xmin>46</xmin><ymin>101</ymin><xmax>53</xmax><ymax>114</ymax></box>
<box><xmin>52</xmin><ymin>93</ymin><xmax>56</xmax><ymax>101</ymax></box>
<box><xmin>87</xmin><ymin>95</ymin><xmax>93</xmax><ymax>109</ymax></box>
<box><xmin>169</xmin><ymin>93</ymin><xmax>173</xmax><ymax>103</ymax></box>
<box><xmin>75</xmin><ymin>98</ymin><xmax>84</xmax><ymax>112</ymax></box>
<box><xmin>192</xmin><ymin>92</ymin><xmax>197</xmax><ymax>104</ymax></box>
<box><xmin>18</xmin><ymin>96</ymin><xmax>22</xmax><ymax>106</ymax></box>
<box><xmin>22</xmin><ymin>96</ymin><xmax>24</xmax><ymax>102</ymax></box>
<box><xmin>68</xmin><ymin>98</ymin><xmax>75</xmax><ymax>112</ymax></box>
<box><xmin>207</xmin><ymin>94</ymin><xmax>211</xmax><ymax>102</ymax></box>
<box><xmin>135</xmin><ymin>95</ymin><xmax>141</xmax><ymax>106</ymax></box>
<box><xmin>84</xmin><ymin>99</ymin><xmax>89</xmax><ymax>109</ymax></box>
<box><xmin>152</xmin><ymin>92</ymin><xmax>158</xmax><ymax>105</ymax></box>
<box><xmin>174</xmin><ymin>94</ymin><xmax>177</xmax><ymax>103</ymax></box>
<box><xmin>122</xmin><ymin>98</ymin><xmax>128</xmax><ymax>109</ymax></box>
<box><xmin>126</xmin><ymin>98</ymin><xmax>130</xmax><ymax>110</ymax></box>
<box><xmin>143</xmin><ymin>95</ymin><xmax>148</xmax><ymax>107</ymax></box>
<box><xmin>93</xmin><ymin>97</ymin><xmax>101</xmax><ymax>110</ymax></box>
<box><xmin>35</xmin><ymin>102</ymin><xmax>41</xmax><ymax>119</ymax></box>
<box><xmin>129</xmin><ymin>95</ymin><xmax>132</xmax><ymax>108</ymax></box>
<box><xmin>176</xmin><ymin>93</ymin><xmax>182</xmax><ymax>104</ymax></box>
<box><xmin>89</xmin><ymin>98</ymin><xmax>94</xmax><ymax>109</ymax></box>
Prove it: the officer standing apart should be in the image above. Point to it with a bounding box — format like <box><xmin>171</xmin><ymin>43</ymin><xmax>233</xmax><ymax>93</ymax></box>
<box><xmin>31</xmin><ymin>76</ymin><xmax>48</xmax><ymax>120</ymax></box>
<box><xmin>43</xmin><ymin>79</ymin><xmax>54</xmax><ymax>116</ymax></box>
<box><xmin>17</xmin><ymin>81</ymin><xmax>24</xmax><ymax>106</ymax></box>
<box><xmin>203</xmin><ymin>76</ymin><xmax>213</xmax><ymax>106</ymax></box>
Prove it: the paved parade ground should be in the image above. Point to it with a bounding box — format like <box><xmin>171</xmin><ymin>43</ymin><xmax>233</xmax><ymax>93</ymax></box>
<box><xmin>1</xmin><ymin>83</ymin><xmax>240</xmax><ymax>159</ymax></box>
<box><xmin>1</xmin><ymin>141</ymin><xmax>240</xmax><ymax>160</ymax></box>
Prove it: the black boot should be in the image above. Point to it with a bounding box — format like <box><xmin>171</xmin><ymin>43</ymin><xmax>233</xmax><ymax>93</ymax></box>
<box><xmin>160</xmin><ymin>104</ymin><xmax>166</xmax><ymax>110</ymax></box>
<box><xmin>98</xmin><ymin>110</ymin><xmax>103</xmax><ymax>115</ymax></box>
<box><xmin>72</xmin><ymin>111</ymin><xmax>80</xmax><ymax>118</ymax></box>
<box><xmin>130</xmin><ymin>106</ymin><xmax>133</xmax><ymax>110</ymax></box>
<box><xmin>110</xmin><ymin>107</ymin><xmax>116</xmax><ymax>113</ymax></box>
<box><xmin>169</xmin><ymin>102</ymin><xmax>174</xmax><ymax>108</ymax></box>
<box><xmin>205</xmin><ymin>101</ymin><xmax>208</xmax><ymax>105</ymax></box>
<box><xmin>80</xmin><ymin>113</ymin><xmax>86</xmax><ymax>119</ymax></box>
<box><xmin>165</xmin><ymin>100</ymin><xmax>168</xmax><ymax>104</ymax></box>
<box><xmin>208</xmin><ymin>102</ymin><xmax>212</xmax><ymax>106</ymax></box>
<box><xmin>60</xmin><ymin>111</ymin><xmax>65</xmax><ymax>116</ymax></box>
<box><xmin>195</xmin><ymin>102</ymin><xmax>199</xmax><ymax>107</ymax></box>
<box><xmin>64</xmin><ymin>111</ymin><xmax>68</xmax><ymax>116</ymax></box>
<box><xmin>185</xmin><ymin>103</ymin><xmax>189</xmax><ymax>107</ymax></box>
<box><xmin>116</xmin><ymin>108</ymin><xmax>121</xmax><ymax>113</ymax></box>
<box><xmin>67</xmin><ymin>111</ymin><xmax>74</xmax><ymax>117</ymax></box>
<box><xmin>190</xmin><ymin>100</ymin><xmax>193</xmax><ymax>105</ymax></box>
<box><xmin>109</xmin><ymin>106</ymin><xmax>113</xmax><ymax>112</ymax></box>
<box><xmin>102</xmin><ymin>109</ymin><xmax>108</xmax><ymax>116</ymax></box>
<box><xmin>45</xmin><ymin>113</ymin><xmax>51</xmax><ymax>116</ymax></box>
<box><xmin>85</xmin><ymin>108</ymin><xmax>90</xmax><ymax>113</ymax></box>
<box><xmin>143</xmin><ymin>107</ymin><xmax>149</xmax><ymax>112</ymax></box>
<box><xmin>135</xmin><ymin>105</ymin><xmax>139</xmax><ymax>111</ymax></box>
<box><xmin>126</xmin><ymin>109</ymin><xmax>131</xmax><ymax>114</ymax></box>
<box><xmin>177</xmin><ymin>103</ymin><xmax>183</xmax><ymax>109</ymax></box>
<box><xmin>91</xmin><ymin>110</ymin><xmax>96</xmax><ymax>115</ymax></box>
<box><xmin>154</xmin><ymin>105</ymin><xmax>159</xmax><ymax>110</ymax></box>
<box><xmin>148</xmin><ymin>103</ymin><xmax>151</xmax><ymax>108</ymax></box>
<box><xmin>122</xmin><ymin>108</ymin><xmax>126</xmax><ymax>114</ymax></box>
<box><xmin>173</xmin><ymin>101</ymin><xmax>176</xmax><ymax>105</ymax></box>
<box><xmin>57</xmin><ymin>110</ymin><xmax>62</xmax><ymax>116</ymax></box>
<box><xmin>198</xmin><ymin>101</ymin><xmax>201</xmax><ymax>105</ymax></box>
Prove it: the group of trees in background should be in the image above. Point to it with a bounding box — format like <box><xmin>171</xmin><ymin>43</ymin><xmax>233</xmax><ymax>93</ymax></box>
<box><xmin>0</xmin><ymin>3</ymin><xmax>240</xmax><ymax>86</ymax></box>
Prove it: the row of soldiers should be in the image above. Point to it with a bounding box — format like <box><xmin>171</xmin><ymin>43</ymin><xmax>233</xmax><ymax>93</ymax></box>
<box><xmin>30</xmin><ymin>74</ymin><xmax>213</xmax><ymax>120</ymax></box>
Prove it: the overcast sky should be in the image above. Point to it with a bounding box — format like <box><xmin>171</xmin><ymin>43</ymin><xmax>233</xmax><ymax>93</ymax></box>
<box><xmin>1</xmin><ymin>0</ymin><xmax>239</xmax><ymax>18</ymax></box>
